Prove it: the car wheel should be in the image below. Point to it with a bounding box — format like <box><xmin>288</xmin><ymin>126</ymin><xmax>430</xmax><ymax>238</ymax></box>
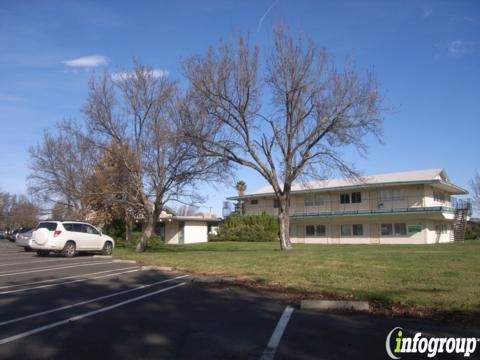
<box><xmin>101</xmin><ymin>241</ymin><xmax>113</xmax><ymax>256</ymax></box>
<box><xmin>24</xmin><ymin>246</ymin><xmax>32</xmax><ymax>252</ymax></box>
<box><xmin>36</xmin><ymin>250</ymin><xmax>50</xmax><ymax>257</ymax></box>
<box><xmin>62</xmin><ymin>241</ymin><xmax>76</xmax><ymax>258</ymax></box>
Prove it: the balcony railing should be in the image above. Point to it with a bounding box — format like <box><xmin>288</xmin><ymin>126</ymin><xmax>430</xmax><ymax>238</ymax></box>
<box><xmin>283</xmin><ymin>196</ymin><xmax>471</xmax><ymax>218</ymax></box>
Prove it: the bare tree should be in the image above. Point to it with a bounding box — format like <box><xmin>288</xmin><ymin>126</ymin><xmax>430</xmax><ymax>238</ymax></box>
<box><xmin>0</xmin><ymin>191</ymin><xmax>39</xmax><ymax>230</ymax></box>
<box><xmin>82</xmin><ymin>62</ymin><xmax>226</xmax><ymax>252</ymax></box>
<box><xmin>28</xmin><ymin>124</ymin><xmax>97</xmax><ymax>219</ymax></box>
<box><xmin>471</xmin><ymin>172</ymin><xmax>480</xmax><ymax>211</ymax></box>
<box><xmin>183</xmin><ymin>27</ymin><xmax>384</xmax><ymax>250</ymax></box>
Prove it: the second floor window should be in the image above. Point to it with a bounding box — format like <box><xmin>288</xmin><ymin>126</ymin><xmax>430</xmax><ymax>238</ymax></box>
<box><xmin>351</xmin><ymin>192</ymin><xmax>362</xmax><ymax>203</ymax></box>
<box><xmin>305</xmin><ymin>194</ymin><xmax>324</xmax><ymax>206</ymax></box>
<box><xmin>433</xmin><ymin>192</ymin><xmax>446</xmax><ymax>202</ymax></box>
<box><xmin>340</xmin><ymin>193</ymin><xmax>350</xmax><ymax>204</ymax></box>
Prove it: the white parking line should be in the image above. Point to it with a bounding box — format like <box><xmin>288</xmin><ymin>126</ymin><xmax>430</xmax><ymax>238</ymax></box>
<box><xmin>0</xmin><ymin>267</ymin><xmax>138</xmax><ymax>290</ymax></box>
<box><xmin>0</xmin><ymin>274</ymin><xmax>189</xmax><ymax>327</ymax></box>
<box><xmin>0</xmin><ymin>282</ymin><xmax>186</xmax><ymax>345</ymax></box>
<box><xmin>0</xmin><ymin>256</ymin><xmax>38</xmax><ymax>261</ymax></box>
<box><xmin>260</xmin><ymin>306</ymin><xmax>295</xmax><ymax>360</ymax></box>
<box><xmin>0</xmin><ymin>257</ymin><xmax>101</xmax><ymax>268</ymax></box>
<box><xmin>0</xmin><ymin>268</ymin><xmax>141</xmax><ymax>295</ymax></box>
<box><xmin>0</xmin><ymin>261</ymin><xmax>114</xmax><ymax>277</ymax></box>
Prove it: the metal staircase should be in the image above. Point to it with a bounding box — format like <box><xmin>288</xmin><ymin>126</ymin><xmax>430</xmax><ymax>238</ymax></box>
<box><xmin>452</xmin><ymin>198</ymin><xmax>471</xmax><ymax>242</ymax></box>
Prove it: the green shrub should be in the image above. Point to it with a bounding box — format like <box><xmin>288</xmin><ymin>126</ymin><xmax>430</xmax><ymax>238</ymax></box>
<box><xmin>210</xmin><ymin>213</ymin><xmax>278</xmax><ymax>242</ymax></box>
<box><xmin>104</xmin><ymin>219</ymin><xmax>125</xmax><ymax>241</ymax></box>
<box><xmin>465</xmin><ymin>226</ymin><xmax>480</xmax><ymax>240</ymax></box>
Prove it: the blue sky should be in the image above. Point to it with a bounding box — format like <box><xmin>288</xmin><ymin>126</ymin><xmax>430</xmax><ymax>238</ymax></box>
<box><xmin>0</xmin><ymin>0</ymin><xmax>479</xmax><ymax>215</ymax></box>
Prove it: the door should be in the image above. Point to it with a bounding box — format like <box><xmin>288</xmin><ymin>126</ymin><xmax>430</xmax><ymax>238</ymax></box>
<box><xmin>178</xmin><ymin>221</ymin><xmax>185</xmax><ymax>244</ymax></box>
<box><xmin>370</xmin><ymin>223</ymin><xmax>380</xmax><ymax>244</ymax></box>
<box><xmin>74</xmin><ymin>224</ymin><xmax>101</xmax><ymax>249</ymax></box>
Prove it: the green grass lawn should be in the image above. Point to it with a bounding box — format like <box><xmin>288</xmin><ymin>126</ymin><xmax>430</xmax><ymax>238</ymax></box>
<box><xmin>114</xmin><ymin>240</ymin><xmax>480</xmax><ymax>313</ymax></box>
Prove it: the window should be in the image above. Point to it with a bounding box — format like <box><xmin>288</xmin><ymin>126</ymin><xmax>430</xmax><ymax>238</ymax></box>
<box><xmin>433</xmin><ymin>192</ymin><xmax>446</xmax><ymax>202</ymax></box>
<box><xmin>63</xmin><ymin>223</ymin><xmax>73</xmax><ymax>231</ymax></box>
<box><xmin>351</xmin><ymin>192</ymin><xmax>362</xmax><ymax>203</ymax></box>
<box><xmin>35</xmin><ymin>222</ymin><xmax>58</xmax><ymax>231</ymax></box>
<box><xmin>305</xmin><ymin>225</ymin><xmax>315</xmax><ymax>236</ymax></box>
<box><xmin>407</xmin><ymin>224</ymin><xmax>422</xmax><ymax>234</ymax></box>
<box><xmin>341</xmin><ymin>224</ymin><xmax>351</xmax><ymax>236</ymax></box>
<box><xmin>392</xmin><ymin>189</ymin><xmax>405</xmax><ymax>200</ymax></box>
<box><xmin>85</xmin><ymin>225</ymin><xmax>100</xmax><ymax>235</ymax></box>
<box><xmin>379</xmin><ymin>190</ymin><xmax>392</xmax><ymax>201</ymax></box>
<box><xmin>305</xmin><ymin>194</ymin><xmax>324</xmax><ymax>207</ymax></box>
<box><xmin>340</xmin><ymin>193</ymin><xmax>350</xmax><ymax>204</ymax></box>
<box><xmin>316</xmin><ymin>225</ymin><xmax>326</xmax><ymax>236</ymax></box>
<box><xmin>441</xmin><ymin>224</ymin><xmax>447</xmax><ymax>234</ymax></box>
<box><xmin>66</xmin><ymin>223</ymin><xmax>84</xmax><ymax>233</ymax></box>
<box><xmin>273</xmin><ymin>199</ymin><xmax>280</xmax><ymax>208</ymax></box>
<box><xmin>251</xmin><ymin>199</ymin><xmax>258</xmax><ymax>205</ymax></box>
<box><xmin>305</xmin><ymin>225</ymin><xmax>326</xmax><ymax>237</ymax></box>
<box><xmin>352</xmin><ymin>224</ymin><xmax>363</xmax><ymax>236</ymax></box>
<box><xmin>394</xmin><ymin>223</ymin><xmax>407</xmax><ymax>236</ymax></box>
<box><xmin>381</xmin><ymin>223</ymin><xmax>393</xmax><ymax>236</ymax></box>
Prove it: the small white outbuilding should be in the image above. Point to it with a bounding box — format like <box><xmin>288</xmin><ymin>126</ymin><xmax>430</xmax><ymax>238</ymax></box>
<box><xmin>157</xmin><ymin>211</ymin><xmax>219</xmax><ymax>244</ymax></box>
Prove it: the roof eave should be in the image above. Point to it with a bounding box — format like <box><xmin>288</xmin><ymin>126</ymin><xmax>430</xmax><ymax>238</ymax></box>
<box><xmin>227</xmin><ymin>179</ymin><xmax>468</xmax><ymax>200</ymax></box>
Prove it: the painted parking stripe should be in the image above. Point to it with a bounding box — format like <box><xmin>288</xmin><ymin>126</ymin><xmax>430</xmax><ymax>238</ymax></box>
<box><xmin>0</xmin><ymin>256</ymin><xmax>39</xmax><ymax>261</ymax></box>
<box><xmin>0</xmin><ymin>260</ymin><xmax>113</xmax><ymax>275</ymax></box>
<box><xmin>0</xmin><ymin>257</ymin><xmax>102</xmax><ymax>268</ymax></box>
<box><xmin>0</xmin><ymin>259</ymin><xmax>110</xmax><ymax>275</ymax></box>
<box><xmin>260</xmin><ymin>306</ymin><xmax>295</xmax><ymax>360</ymax></box>
<box><xmin>0</xmin><ymin>275</ymin><xmax>189</xmax><ymax>327</ymax></box>
<box><xmin>0</xmin><ymin>257</ymin><xmax>107</xmax><ymax>272</ymax></box>
<box><xmin>0</xmin><ymin>282</ymin><xmax>186</xmax><ymax>345</ymax></box>
<box><xmin>0</xmin><ymin>267</ymin><xmax>138</xmax><ymax>290</ymax></box>
<box><xmin>0</xmin><ymin>261</ymin><xmax>114</xmax><ymax>277</ymax></box>
<box><xmin>0</xmin><ymin>268</ymin><xmax>141</xmax><ymax>295</ymax></box>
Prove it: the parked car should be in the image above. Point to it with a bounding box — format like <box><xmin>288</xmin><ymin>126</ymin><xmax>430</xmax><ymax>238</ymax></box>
<box><xmin>8</xmin><ymin>228</ymin><xmax>21</xmax><ymax>242</ymax></box>
<box><xmin>30</xmin><ymin>221</ymin><xmax>115</xmax><ymax>257</ymax></box>
<box><xmin>15</xmin><ymin>228</ymin><xmax>34</xmax><ymax>252</ymax></box>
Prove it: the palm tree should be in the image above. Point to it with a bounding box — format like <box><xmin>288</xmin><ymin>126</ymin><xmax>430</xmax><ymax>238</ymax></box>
<box><xmin>235</xmin><ymin>181</ymin><xmax>247</xmax><ymax>196</ymax></box>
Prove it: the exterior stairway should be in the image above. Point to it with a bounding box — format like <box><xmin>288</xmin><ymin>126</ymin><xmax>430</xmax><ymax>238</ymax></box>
<box><xmin>452</xmin><ymin>198</ymin><xmax>471</xmax><ymax>242</ymax></box>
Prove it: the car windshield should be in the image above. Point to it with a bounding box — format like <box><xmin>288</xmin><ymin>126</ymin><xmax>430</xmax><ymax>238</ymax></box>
<box><xmin>35</xmin><ymin>222</ymin><xmax>58</xmax><ymax>231</ymax></box>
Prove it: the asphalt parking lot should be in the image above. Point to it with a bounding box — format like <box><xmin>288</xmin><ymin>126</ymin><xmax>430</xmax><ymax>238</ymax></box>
<box><xmin>0</xmin><ymin>239</ymin><xmax>478</xmax><ymax>360</ymax></box>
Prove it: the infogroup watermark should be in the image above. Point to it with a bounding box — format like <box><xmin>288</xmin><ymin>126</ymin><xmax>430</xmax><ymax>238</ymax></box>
<box><xmin>386</xmin><ymin>327</ymin><xmax>479</xmax><ymax>359</ymax></box>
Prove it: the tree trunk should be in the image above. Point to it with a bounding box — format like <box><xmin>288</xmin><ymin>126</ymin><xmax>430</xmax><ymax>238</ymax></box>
<box><xmin>278</xmin><ymin>193</ymin><xmax>292</xmax><ymax>250</ymax></box>
<box><xmin>125</xmin><ymin>217</ymin><xmax>133</xmax><ymax>244</ymax></box>
<box><xmin>136</xmin><ymin>202</ymin><xmax>159</xmax><ymax>252</ymax></box>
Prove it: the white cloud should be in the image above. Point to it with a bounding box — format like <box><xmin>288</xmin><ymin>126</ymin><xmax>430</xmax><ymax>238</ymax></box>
<box><xmin>0</xmin><ymin>92</ymin><xmax>25</xmax><ymax>103</ymax></box>
<box><xmin>111</xmin><ymin>68</ymin><xmax>169</xmax><ymax>82</ymax></box>
<box><xmin>422</xmin><ymin>7</ymin><xmax>432</xmax><ymax>18</ymax></box>
<box><xmin>448</xmin><ymin>40</ymin><xmax>476</xmax><ymax>57</ymax></box>
<box><xmin>62</xmin><ymin>54</ymin><xmax>108</xmax><ymax>67</ymax></box>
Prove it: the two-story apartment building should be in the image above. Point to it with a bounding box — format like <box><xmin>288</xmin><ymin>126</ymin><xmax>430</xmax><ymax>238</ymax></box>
<box><xmin>227</xmin><ymin>169</ymin><xmax>470</xmax><ymax>244</ymax></box>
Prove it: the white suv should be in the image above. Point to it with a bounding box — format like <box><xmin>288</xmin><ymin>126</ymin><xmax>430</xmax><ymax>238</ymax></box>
<box><xmin>31</xmin><ymin>221</ymin><xmax>115</xmax><ymax>257</ymax></box>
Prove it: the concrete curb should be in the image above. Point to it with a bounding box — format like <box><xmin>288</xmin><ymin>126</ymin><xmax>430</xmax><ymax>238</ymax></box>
<box><xmin>188</xmin><ymin>276</ymin><xmax>238</xmax><ymax>284</ymax></box>
<box><xmin>112</xmin><ymin>259</ymin><xmax>137</xmax><ymax>264</ymax></box>
<box><xmin>93</xmin><ymin>255</ymin><xmax>112</xmax><ymax>258</ymax></box>
<box><xmin>141</xmin><ymin>265</ymin><xmax>174</xmax><ymax>272</ymax></box>
<box><xmin>301</xmin><ymin>300</ymin><xmax>370</xmax><ymax>312</ymax></box>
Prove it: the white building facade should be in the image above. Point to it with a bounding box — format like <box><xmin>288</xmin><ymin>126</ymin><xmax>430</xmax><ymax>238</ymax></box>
<box><xmin>157</xmin><ymin>212</ymin><xmax>218</xmax><ymax>245</ymax></box>
<box><xmin>228</xmin><ymin>169</ymin><xmax>471</xmax><ymax>245</ymax></box>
